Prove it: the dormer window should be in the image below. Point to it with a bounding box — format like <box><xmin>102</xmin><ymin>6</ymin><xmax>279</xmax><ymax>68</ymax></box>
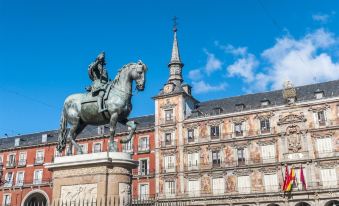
<box><xmin>212</xmin><ymin>107</ymin><xmax>222</xmax><ymax>115</ymax></box>
<box><xmin>261</xmin><ymin>99</ymin><xmax>270</xmax><ymax>107</ymax></box>
<box><xmin>14</xmin><ymin>138</ymin><xmax>20</xmax><ymax>147</ymax></box>
<box><xmin>315</xmin><ymin>90</ymin><xmax>324</xmax><ymax>99</ymax></box>
<box><xmin>97</xmin><ymin>126</ymin><xmax>105</xmax><ymax>135</ymax></box>
<box><xmin>235</xmin><ymin>104</ymin><xmax>245</xmax><ymax>111</ymax></box>
<box><xmin>42</xmin><ymin>134</ymin><xmax>48</xmax><ymax>143</ymax></box>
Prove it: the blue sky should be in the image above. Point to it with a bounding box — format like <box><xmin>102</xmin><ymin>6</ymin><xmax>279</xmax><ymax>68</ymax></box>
<box><xmin>1</xmin><ymin>0</ymin><xmax>339</xmax><ymax>136</ymax></box>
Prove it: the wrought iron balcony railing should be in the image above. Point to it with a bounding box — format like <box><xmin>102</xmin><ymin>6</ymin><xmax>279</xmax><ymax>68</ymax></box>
<box><xmin>17</xmin><ymin>159</ymin><xmax>27</xmax><ymax>167</ymax></box>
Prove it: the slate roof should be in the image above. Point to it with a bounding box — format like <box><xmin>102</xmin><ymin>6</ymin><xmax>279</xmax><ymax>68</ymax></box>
<box><xmin>0</xmin><ymin>114</ymin><xmax>155</xmax><ymax>151</ymax></box>
<box><xmin>2</xmin><ymin>80</ymin><xmax>339</xmax><ymax>151</ymax></box>
<box><xmin>190</xmin><ymin>79</ymin><xmax>339</xmax><ymax>117</ymax></box>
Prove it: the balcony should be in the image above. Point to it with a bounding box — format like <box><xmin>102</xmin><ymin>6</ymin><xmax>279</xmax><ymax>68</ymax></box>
<box><xmin>162</xmin><ymin>165</ymin><xmax>176</xmax><ymax>173</ymax></box>
<box><xmin>5</xmin><ymin>161</ymin><xmax>16</xmax><ymax>169</ymax></box>
<box><xmin>160</xmin><ymin>140</ymin><xmax>176</xmax><ymax>148</ymax></box>
<box><xmin>3</xmin><ymin>181</ymin><xmax>13</xmax><ymax>188</ymax></box>
<box><xmin>15</xmin><ymin>180</ymin><xmax>24</xmax><ymax>187</ymax></box>
<box><xmin>34</xmin><ymin>157</ymin><xmax>44</xmax><ymax>165</ymax></box>
<box><xmin>315</xmin><ymin>151</ymin><xmax>339</xmax><ymax>159</ymax></box>
<box><xmin>159</xmin><ymin>117</ymin><xmax>176</xmax><ymax>126</ymax></box>
<box><xmin>283</xmin><ymin>151</ymin><xmax>309</xmax><ymax>161</ymax></box>
<box><xmin>17</xmin><ymin>159</ymin><xmax>27</xmax><ymax>167</ymax></box>
<box><xmin>132</xmin><ymin>169</ymin><xmax>155</xmax><ymax>177</ymax></box>
<box><xmin>137</xmin><ymin>146</ymin><xmax>150</xmax><ymax>154</ymax></box>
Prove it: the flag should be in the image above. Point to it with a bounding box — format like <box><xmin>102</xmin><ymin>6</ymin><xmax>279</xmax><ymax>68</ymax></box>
<box><xmin>300</xmin><ymin>164</ymin><xmax>307</xmax><ymax>190</ymax></box>
<box><xmin>282</xmin><ymin>165</ymin><xmax>289</xmax><ymax>191</ymax></box>
<box><xmin>285</xmin><ymin>166</ymin><xmax>295</xmax><ymax>192</ymax></box>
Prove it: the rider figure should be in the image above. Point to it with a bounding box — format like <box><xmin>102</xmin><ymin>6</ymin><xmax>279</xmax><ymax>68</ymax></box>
<box><xmin>87</xmin><ymin>52</ymin><xmax>109</xmax><ymax>113</ymax></box>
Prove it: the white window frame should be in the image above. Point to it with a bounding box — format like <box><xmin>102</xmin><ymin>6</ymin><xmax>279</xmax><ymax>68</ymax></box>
<box><xmin>188</xmin><ymin>179</ymin><xmax>200</xmax><ymax>196</ymax></box>
<box><xmin>164</xmin><ymin>155</ymin><xmax>176</xmax><ymax>172</ymax></box>
<box><xmin>4</xmin><ymin>172</ymin><xmax>14</xmax><ymax>187</ymax></box>
<box><xmin>122</xmin><ymin>137</ymin><xmax>133</xmax><ymax>153</ymax></box>
<box><xmin>14</xmin><ymin>138</ymin><xmax>20</xmax><ymax>147</ymax></box>
<box><xmin>2</xmin><ymin>194</ymin><xmax>11</xmax><ymax>206</ymax></box>
<box><xmin>237</xmin><ymin>176</ymin><xmax>250</xmax><ymax>194</ymax></box>
<box><xmin>212</xmin><ymin>177</ymin><xmax>225</xmax><ymax>195</ymax></box>
<box><xmin>165</xmin><ymin>181</ymin><xmax>175</xmax><ymax>197</ymax></box>
<box><xmin>187</xmin><ymin>152</ymin><xmax>199</xmax><ymax>170</ymax></box>
<box><xmin>16</xmin><ymin>171</ymin><xmax>25</xmax><ymax>186</ymax></box>
<box><xmin>139</xmin><ymin>183</ymin><xmax>149</xmax><ymax>200</ymax></box>
<box><xmin>35</xmin><ymin>150</ymin><xmax>45</xmax><ymax>164</ymax></box>
<box><xmin>264</xmin><ymin>174</ymin><xmax>278</xmax><ymax>192</ymax></box>
<box><xmin>33</xmin><ymin>169</ymin><xmax>43</xmax><ymax>185</ymax></box>
<box><xmin>7</xmin><ymin>153</ymin><xmax>16</xmax><ymax>166</ymax></box>
<box><xmin>79</xmin><ymin>143</ymin><xmax>88</xmax><ymax>154</ymax></box>
<box><xmin>321</xmin><ymin>168</ymin><xmax>337</xmax><ymax>188</ymax></box>
<box><xmin>316</xmin><ymin>137</ymin><xmax>333</xmax><ymax>157</ymax></box>
<box><xmin>139</xmin><ymin>158</ymin><xmax>149</xmax><ymax>175</ymax></box>
<box><xmin>93</xmin><ymin>141</ymin><xmax>103</xmax><ymax>153</ymax></box>
<box><xmin>138</xmin><ymin>136</ymin><xmax>150</xmax><ymax>152</ymax></box>
<box><xmin>261</xmin><ymin>144</ymin><xmax>276</xmax><ymax>163</ymax></box>
<box><xmin>18</xmin><ymin>152</ymin><xmax>27</xmax><ymax>166</ymax></box>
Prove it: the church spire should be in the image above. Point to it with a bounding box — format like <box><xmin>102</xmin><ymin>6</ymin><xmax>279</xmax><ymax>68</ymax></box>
<box><xmin>168</xmin><ymin>16</ymin><xmax>184</xmax><ymax>83</ymax></box>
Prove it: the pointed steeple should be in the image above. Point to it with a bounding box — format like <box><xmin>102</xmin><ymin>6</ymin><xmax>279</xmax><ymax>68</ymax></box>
<box><xmin>168</xmin><ymin>17</ymin><xmax>184</xmax><ymax>83</ymax></box>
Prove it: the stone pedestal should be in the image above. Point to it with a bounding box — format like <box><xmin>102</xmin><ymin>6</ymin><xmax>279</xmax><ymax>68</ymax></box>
<box><xmin>45</xmin><ymin>152</ymin><xmax>138</xmax><ymax>206</ymax></box>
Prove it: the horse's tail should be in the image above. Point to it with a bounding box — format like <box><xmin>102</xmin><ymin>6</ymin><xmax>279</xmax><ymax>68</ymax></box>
<box><xmin>56</xmin><ymin>109</ymin><xmax>68</xmax><ymax>153</ymax></box>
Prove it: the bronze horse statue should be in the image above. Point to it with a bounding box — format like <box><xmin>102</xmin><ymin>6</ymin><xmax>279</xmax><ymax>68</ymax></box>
<box><xmin>57</xmin><ymin>61</ymin><xmax>147</xmax><ymax>155</ymax></box>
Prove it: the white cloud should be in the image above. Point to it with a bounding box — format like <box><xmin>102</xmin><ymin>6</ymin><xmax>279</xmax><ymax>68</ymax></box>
<box><xmin>259</xmin><ymin>28</ymin><xmax>339</xmax><ymax>90</ymax></box>
<box><xmin>188</xmin><ymin>69</ymin><xmax>202</xmax><ymax>81</ymax></box>
<box><xmin>192</xmin><ymin>80</ymin><xmax>227</xmax><ymax>94</ymax></box>
<box><xmin>215</xmin><ymin>41</ymin><xmax>248</xmax><ymax>56</ymax></box>
<box><xmin>312</xmin><ymin>13</ymin><xmax>330</xmax><ymax>23</ymax></box>
<box><xmin>227</xmin><ymin>54</ymin><xmax>259</xmax><ymax>82</ymax></box>
<box><xmin>204</xmin><ymin>50</ymin><xmax>223</xmax><ymax>75</ymax></box>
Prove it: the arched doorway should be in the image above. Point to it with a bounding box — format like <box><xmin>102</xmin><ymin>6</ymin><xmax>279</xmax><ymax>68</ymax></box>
<box><xmin>295</xmin><ymin>202</ymin><xmax>311</xmax><ymax>206</ymax></box>
<box><xmin>22</xmin><ymin>191</ymin><xmax>48</xmax><ymax>206</ymax></box>
<box><xmin>325</xmin><ymin>200</ymin><xmax>339</xmax><ymax>206</ymax></box>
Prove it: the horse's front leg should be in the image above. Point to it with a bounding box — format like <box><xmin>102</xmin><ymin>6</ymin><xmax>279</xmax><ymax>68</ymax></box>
<box><xmin>120</xmin><ymin>120</ymin><xmax>137</xmax><ymax>144</ymax></box>
<box><xmin>109</xmin><ymin>113</ymin><xmax>118</xmax><ymax>152</ymax></box>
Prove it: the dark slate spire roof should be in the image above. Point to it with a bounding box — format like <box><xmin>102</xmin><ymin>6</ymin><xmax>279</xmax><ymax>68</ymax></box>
<box><xmin>0</xmin><ymin>115</ymin><xmax>155</xmax><ymax>151</ymax></box>
<box><xmin>190</xmin><ymin>79</ymin><xmax>339</xmax><ymax>118</ymax></box>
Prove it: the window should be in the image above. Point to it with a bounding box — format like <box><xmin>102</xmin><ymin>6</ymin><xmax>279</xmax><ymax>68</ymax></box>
<box><xmin>18</xmin><ymin>152</ymin><xmax>26</xmax><ymax>166</ymax></box>
<box><xmin>97</xmin><ymin>125</ymin><xmax>105</xmax><ymax>135</ymax></box>
<box><xmin>164</xmin><ymin>156</ymin><xmax>175</xmax><ymax>172</ymax></box>
<box><xmin>237</xmin><ymin>176</ymin><xmax>250</xmax><ymax>194</ymax></box>
<box><xmin>16</xmin><ymin>171</ymin><xmax>24</xmax><ymax>186</ymax></box>
<box><xmin>316</xmin><ymin>137</ymin><xmax>333</xmax><ymax>157</ymax></box>
<box><xmin>212</xmin><ymin>151</ymin><xmax>221</xmax><ymax>167</ymax></box>
<box><xmin>261</xmin><ymin>145</ymin><xmax>275</xmax><ymax>162</ymax></box>
<box><xmin>317</xmin><ymin>110</ymin><xmax>326</xmax><ymax>126</ymax></box>
<box><xmin>187</xmin><ymin>153</ymin><xmax>199</xmax><ymax>169</ymax></box>
<box><xmin>35</xmin><ymin>150</ymin><xmax>44</xmax><ymax>164</ymax></box>
<box><xmin>321</xmin><ymin>168</ymin><xmax>337</xmax><ymax>188</ymax></box>
<box><xmin>7</xmin><ymin>154</ymin><xmax>16</xmax><ymax>167</ymax></box>
<box><xmin>260</xmin><ymin>119</ymin><xmax>270</xmax><ymax>133</ymax></box>
<box><xmin>235</xmin><ymin>123</ymin><xmax>243</xmax><ymax>137</ymax></box>
<box><xmin>79</xmin><ymin>144</ymin><xmax>88</xmax><ymax>154</ymax></box>
<box><xmin>293</xmin><ymin>168</ymin><xmax>307</xmax><ymax>190</ymax></box>
<box><xmin>4</xmin><ymin>172</ymin><xmax>13</xmax><ymax>187</ymax></box>
<box><xmin>212</xmin><ymin>178</ymin><xmax>225</xmax><ymax>195</ymax></box>
<box><xmin>210</xmin><ymin>126</ymin><xmax>220</xmax><ymax>139</ymax></box>
<box><xmin>139</xmin><ymin>184</ymin><xmax>149</xmax><ymax>200</ymax></box>
<box><xmin>41</xmin><ymin>134</ymin><xmax>48</xmax><ymax>143</ymax></box>
<box><xmin>261</xmin><ymin>100</ymin><xmax>270</xmax><ymax>106</ymax></box>
<box><xmin>122</xmin><ymin>139</ymin><xmax>133</xmax><ymax>153</ymax></box>
<box><xmin>33</xmin><ymin>170</ymin><xmax>43</xmax><ymax>184</ymax></box>
<box><xmin>140</xmin><ymin>159</ymin><xmax>148</xmax><ymax>175</ymax></box>
<box><xmin>139</xmin><ymin>136</ymin><xmax>149</xmax><ymax>152</ymax></box>
<box><xmin>93</xmin><ymin>142</ymin><xmax>102</xmax><ymax>153</ymax></box>
<box><xmin>188</xmin><ymin>180</ymin><xmax>200</xmax><ymax>196</ymax></box>
<box><xmin>165</xmin><ymin>181</ymin><xmax>175</xmax><ymax>196</ymax></box>
<box><xmin>237</xmin><ymin>148</ymin><xmax>246</xmax><ymax>166</ymax></box>
<box><xmin>3</xmin><ymin>194</ymin><xmax>11</xmax><ymax>206</ymax></box>
<box><xmin>14</xmin><ymin>138</ymin><xmax>20</xmax><ymax>147</ymax></box>
<box><xmin>315</xmin><ymin>91</ymin><xmax>324</xmax><ymax>99</ymax></box>
<box><xmin>212</xmin><ymin>108</ymin><xmax>222</xmax><ymax>115</ymax></box>
<box><xmin>165</xmin><ymin>109</ymin><xmax>173</xmax><ymax>122</ymax></box>
<box><xmin>187</xmin><ymin>129</ymin><xmax>194</xmax><ymax>142</ymax></box>
<box><xmin>165</xmin><ymin>133</ymin><xmax>172</xmax><ymax>145</ymax></box>
<box><xmin>235</xmin><ymin>104</ymin><xmax>245</xmax><ymax>111</ymax></box>
<box><xmin>264</xmin><ymin>174</ymin><xmax>278</xmax><ymax>192</ymax></box>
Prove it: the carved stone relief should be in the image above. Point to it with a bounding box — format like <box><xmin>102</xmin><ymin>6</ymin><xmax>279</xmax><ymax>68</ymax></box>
<box><xmin>230</xmin><ymin>116</ymin><xmax>248</xmax><ymax>124</ymax></box>
<box><xmin>250</xmin><ymin>170</ymin><xmax>263</xmax><ymax>192</ymax></box>
<box><xmin>201</xmin><ymin>145</ymin><xmax>209</xmax><ymax>165</ymax></box>
<box><xmin>223</xmin><ymin>145</ymin><xmax>234</xmax><ymax>165</ymax></box>
<box><xmin>249</xmin><ymin>142</ymin><xmax>261</xmax><ymax>163</ymax></box>
<box><xmin>201</xmin><ymin>175</ymin><xmax>211</xmax><ymax>193</ymax></box>
<box><xmin>160</xmin><ymin>99</ymin><xmax>176</xmax><ymax>109</ymax></box>
<box><xmin>61</xmin><ymin>183</ymin><xmax>97</xmax><ymax>202</ymax></box>
<box><xmin>278</xmin><ymin>112</ymin><xmax>307</xmax><ymax>125</ymax></box>
<box><xmin>199</xmin><ymin>122</ymin><xmax>208</xmax><ymax>138</ymax></box>
<box><xmin>119</xmin><ymin>182</ymin><xmax>131</xmax><ymax>206</ymax></box>
<box><xmin>308</xmin><ymin>104</ymin><xmax>330</xmax><ymax>112</ymax></box>
<box><xmin>254</xmin><ymin>111</ymin><xmax>274</xmax><ymax>120</ymax></box>
<box><xmin>226</xmin><ymin>175</ymin><xmax>236</xmax><ymax>192</ymax></box>
<box><xmin>285</xmin><ymin>125</ymin><xmax>303</xmax><ymax>153</ymax></box>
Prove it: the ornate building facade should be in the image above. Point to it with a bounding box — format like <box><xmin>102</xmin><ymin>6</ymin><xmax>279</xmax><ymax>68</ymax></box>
<box><xmin>154</xmin><ymin>28</ymin><xmax>339</xmax><ymax>206</ymax></box>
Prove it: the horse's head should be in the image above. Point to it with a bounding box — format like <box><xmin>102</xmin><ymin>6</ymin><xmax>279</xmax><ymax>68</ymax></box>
<box><xmin>130</xmin><ymin>60</ymin><xmax>147</xmax><ymax>91</ymax></box>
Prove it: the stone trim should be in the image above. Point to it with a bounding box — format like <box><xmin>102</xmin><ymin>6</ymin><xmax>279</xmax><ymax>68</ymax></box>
<box><xmin>277</xmin><ymin>112</ymin><xmax>307</xmax><ymax>125</ymax></box>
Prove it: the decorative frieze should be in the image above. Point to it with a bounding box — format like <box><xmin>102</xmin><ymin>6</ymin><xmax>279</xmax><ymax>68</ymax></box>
<box><xmin>233</xmin><ymin>169</ymin><xmax>252</xmax><ymax>176</ymax></box>
<box><xmin>308</xmin><ymin>104</ymin><xmax>330</xmax><ymax>112</ymax></box>
<box><xmin>162</xmin><ymin>149</ymin><xmax>177</xmax><ymax>156</ymax></box>
<box><xmin>230</xmin><ymin>116</ymin><xmax>248</xmax><ymax>124</ymax></box>
<box><xmin>254</xmin><ymin>111</ymin><xmax>274</xmax><ymax>120</ymax></box>
<box><xmin>160</xmin><ymin>99</ymin><xmax>177</xmax><ymax>109</ymax></box>
<box><xmin>278</xmin><ymin>112</ymin><xmax>307</xmax><ymax>125</ymax></box>
<box><xmin>206</xmin><ymin>119</ymin><xmax>224</xmax><ymax>126</ymax></box>
<box><xmin>259</xmin><ymin>167</ymin><xmax>278</xmax><ymax>174</ymax></box>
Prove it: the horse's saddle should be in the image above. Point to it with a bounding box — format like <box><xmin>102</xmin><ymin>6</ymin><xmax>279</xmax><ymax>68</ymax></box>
<box><xmin>81</xmin><ymin>83</ymin><xmax>111</xmax><ymax>104</ymax></box>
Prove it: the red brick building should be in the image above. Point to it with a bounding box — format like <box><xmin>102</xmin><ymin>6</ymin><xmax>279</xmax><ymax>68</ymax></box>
<box><xmin>0</xmin><ymin>115</ymin><xmax>155</xmax><ymax>206</ymax></box>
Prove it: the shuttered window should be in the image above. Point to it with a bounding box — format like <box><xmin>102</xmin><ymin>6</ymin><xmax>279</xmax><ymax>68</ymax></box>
<box><xmin>237</xmin><ymin>176</ymin><xmax>250</xmax><ymax>194</ymax></box>
<box><xmin>212</xmin><ymin>178</ymin><xmax>225</xmax><ymax>195</ymax></box>
<box><xmin>188</xmin><ymin>180</ymin><xmax>200</xmax><ymax>196</ymax></box>
<box><xmin>321</xmin><ymin>168</ymin><xmax>337</xmax><ymax>188</ymax></box>
<box><xmin>264</xmin><ymin>174</ymin><xmax>278</xmax><ymax>192</ymax></box>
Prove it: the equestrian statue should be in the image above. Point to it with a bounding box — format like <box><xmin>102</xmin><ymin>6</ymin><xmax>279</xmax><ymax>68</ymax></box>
<box><xmin>56</xmin><ymin>52</ymin><xmax>147</xmax><ymax>155</ymax></box>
